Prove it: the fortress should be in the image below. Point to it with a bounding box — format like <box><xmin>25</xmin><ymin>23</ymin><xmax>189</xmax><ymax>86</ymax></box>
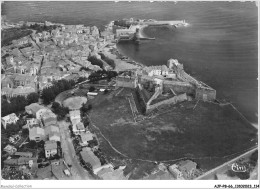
<box><xmin>116</xmin><ymin>58</ymin><xmax>216</xmax><ymax>114</ymax></box>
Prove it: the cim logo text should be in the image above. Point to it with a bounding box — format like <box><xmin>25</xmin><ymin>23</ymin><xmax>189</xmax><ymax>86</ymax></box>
<box><xmin>231</xmin><ymin>163</ymin><xmax>247</xmax><ymax>172</ymax></box>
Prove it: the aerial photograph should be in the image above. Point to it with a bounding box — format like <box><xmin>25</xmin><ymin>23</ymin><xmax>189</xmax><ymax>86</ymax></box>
<box><xmin>1</xmin><ymin>0</ymin><xmax>258</xmax><ymax>186</ymax></box>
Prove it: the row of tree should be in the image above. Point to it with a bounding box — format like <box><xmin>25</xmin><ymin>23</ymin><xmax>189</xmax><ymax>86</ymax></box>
<box><xmin>88</xmin><ymin>70</ymin><xmax>118</xmax><ymax>82</ymax></box>
<box><xmin>99</xmin><ymin>53</ymin><xmax>116</xmax><ymax>69</ymax></box>
<box><xmin>41</xmin><ymin>79</ymin><xmax>76</xmax><ymax>105</ymax></box>
<box><xmin>88</xmin><ymin>56</ymin><xmax>104</xmax><ymax>69</ymax></box>
<box><xmin>1</xmin><ymin>92</ymin><xmax>39</xmax><ymax>117</ymax></box>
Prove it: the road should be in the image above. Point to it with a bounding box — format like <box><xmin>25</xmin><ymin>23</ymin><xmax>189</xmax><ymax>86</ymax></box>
<box><xmin>58</xmin><ymin>120</ymin><xmax>94</xmax><ymax>180</ymax></box>
<box><xmin>195</xmin><ymin>147</ymin><xmax>258</xmax><ymax>180</ymax></box>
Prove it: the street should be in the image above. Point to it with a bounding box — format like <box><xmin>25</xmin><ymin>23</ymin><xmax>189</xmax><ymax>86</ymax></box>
<box><xmin>58</xmin><ymin>120</ymin><xmax>94</xmax><ymax>180</ymax></box>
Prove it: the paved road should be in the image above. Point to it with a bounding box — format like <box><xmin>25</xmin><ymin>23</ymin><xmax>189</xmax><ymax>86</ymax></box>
<box><xmin>58</xmin><ymin>120</ymin><xmax>94</xmax><ymax>180</ymax></box>
<box><xmin>195</xmin><ymin>147</ymin><xmax>258</xmax><ymax>180</ymax></box>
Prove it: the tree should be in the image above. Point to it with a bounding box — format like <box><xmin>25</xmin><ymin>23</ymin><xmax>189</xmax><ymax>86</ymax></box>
<box><xmin>27</xmin><ymin>92</ymin><xmax>39</xmax><ymax>104</ymax></box>
<box><xmin>104</xmin><ymin>89</ymin><xmax>109</xmax><ymax>94</ymax></box>
<box><xmin>56</xmin><ymin>106</ymin><xmax>70</xmax><ymax>121</ymax></box>
<box><xmin>51</xmin><ymin>102</ymin><xmax>61</xmax><ymax>113</ymax></box>
<box><xmin>27</xmin><ymin>140</ymin><xmax>37</xmax><ymax>149</ymax></box>
<box><xmin>22</xmin><ymin>128</ymin><xmax>29</xmax><ymax>137</ymax></box>
<box><xmin>77</xmin><ymin>77</ymin><xmax>87</xmax><ymax>84</ymax></box>
<box><xmin>5</xmin><ymin>123</ymin><xmax>20</xmax><ymax>136</ymax></box>
<box><xmin>89</xmin><ymin>86</ymin><xmax>95</xmax><ymax>92</ymax></box>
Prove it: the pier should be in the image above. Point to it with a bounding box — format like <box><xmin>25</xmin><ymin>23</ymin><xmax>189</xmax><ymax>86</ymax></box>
<box><xmin>140</xmin><ymin>20</ymin><xmax>187</xmax><ymax>27</ymax></box>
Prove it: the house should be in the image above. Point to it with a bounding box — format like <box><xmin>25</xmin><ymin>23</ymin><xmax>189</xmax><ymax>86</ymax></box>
<box><xmin>69</xmin><ymin>110</ymin><xmax>81</xmax><ymax>122</ymax></box>
<box><xmin>42</xmin><ymin>117</ymin><xmax>57</xmax><ymax>127</ymax></box>
<box><xmin>9</xmin><ymin>134</ymin><xmax>21</xmax><ymax>144</ymax></box>
<box><xmin>1</xmin><ymin>75</ymin><xmax>14</xmax><ymax>88</ymax></box>
<box><xmin>14</xmin><ymin>152</ymin><xmax>33</xmax><ymax>158</ymax></box>
<box><xmin>44</xmin><ymin>141</ymin><xmax>58</xmax><ymax>158</ymax></box>
<box><xmin>45</xmin><ymin>125</ymin><xmax>60</xmax><ymax>142</ymax></box>
<box><xmin>25</xmin><ymin>103</ymin><xmax>46</xmax><ymax>117</ymax></box>
<box><xmin>143</xmin><ymin>65</ymin><xmax>169</xmax><ymax>77</ymax></box>
<box><xmin>29</xmin><ymin>126</ymin><xmax>45</xmax><ymax>142</ymax></box>
<box><xmin>3</xmin><ymin>145</ymin><xmax>17</xmax><ymax>154</ymax></box>
<box><xmin>80</xmin><ymin>150</ymin><xmax>101</xmax><ymax>172</ymax></box>
<box><xmin>26</xmin><ymin>118</ymin><xmax>41</xmax><ymax>128</ymax></box>
<box><xmin>8</xmin><ymin>86</ymin><xmax>36</xmax><ymax>97</ymax></box>
<box><xmin>97</xmin><ymin>167</ymin><xmax>127</xmax><ymax>180</ymax></box>
<box><xmin>1</xmin><ymin>113</ymin><xmax>19</xmax><ymax>129</ymax></box>
<box><xmin>18</xmin><ymin>157</ymin><xmax>37</xmax><ymax>165</ymax></box>
<box><xmin>36</xmin><ymin>108</ymin><xmax>54</xmax><ymax>120</ymax></box>
<box><xmin>73</xmin><ymin>122</ymin><xmax>85</xmax><ymax>135</ymax></box>
<box><xmin>178</xmin><ymin>160</ymin><xmax>197</xmax><ymax>179</ymax></box>
<box><xmin>80</xmin><ymin>132</ymin><xmax>93</xmax><ymax>145</ymax></box>
<box><xmin>49</xmin><ymin>132</ymin><xmax>61</xmax><ymax>142</ymax></box>
<box><xmin>168</xmin><ymin>164</ymin><xmax>184</xmax><ymax>180</ymax></box>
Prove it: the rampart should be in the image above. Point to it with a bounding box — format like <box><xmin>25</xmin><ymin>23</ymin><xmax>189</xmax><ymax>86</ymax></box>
<box><xmin>116</xmin><ymin>76</ymin><xmax>137</xmax><ymax>88</ymax></box>
<box><xmin>163</xmin><ymin>80</ymin><xmax>195</xmax><ymax>95</ymax></box>
<box><xmin>146</xmin><ymin>93</ymin><xmax>188</xmax><ymax>113</ymax></box>
<box><xmin>195</xmin><ymin>86</ymin><xmax>216</xmax><ymax>101</ymax></box>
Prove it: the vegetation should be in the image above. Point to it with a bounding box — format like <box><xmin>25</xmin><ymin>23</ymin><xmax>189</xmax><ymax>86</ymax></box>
<box><xmin>89</xmin><ymin>86</ymin><xmax>95</xmax><ymax>92</ymax></box>
<box><xmin>80</xmin><ymin>103</ymin><xmax>92</xmax><ymax>114</ymax></box>
<box><xmin>21</xmin><ymin>23</ymin><xmax>58</xmax><ymax>33</ymax></box>
<box><xmin>99</xmin><ymin>53</ymin><xmax>116</xmax><ymax>69</ymax></box>
<box><xmin>41</xmin><ymin>79</ymin><xmax>76</xmax><ymax>105</ymax></box>
<box><xmin>88</xmin><ymin>56</ymin><xmax>104</xmax><ymax>69</ymax></box>
<box><xmin>1</xmin><ymin>92</ymin><xmax>39</xmax><ymax>117</ymax></box>
<box><xmin>51</xmin><ymin>102</ymin><xmax>69</xmax><ymax>121</ymax></box>
<box><xmin>1</xmin><ymin>28</ymin><xmax>32</xmax><ymax>47</ymax></box>
<box><xmin>88</xmin><ymin>70</ymin><xmax>117</xmax><ymax>82</ymax></box>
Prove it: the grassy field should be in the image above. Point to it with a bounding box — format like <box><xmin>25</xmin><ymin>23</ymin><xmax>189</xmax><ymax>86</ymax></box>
<box><xmin>89</xmin><ymin>90</ymin><xmax>257</xmax><ymax>177</ymax></box>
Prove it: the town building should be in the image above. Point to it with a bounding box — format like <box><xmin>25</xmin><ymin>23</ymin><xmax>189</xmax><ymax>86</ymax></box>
<box><xmin>42</xmin><ymin>117</ymin><xmax>57</xmax><ymax>127</ymax></box>
<box><xmin>3</xmin><ymin>144</ymin><xmax>17</xmax><ymax>155</ymax></box>
<box><xmin>143</xmin><ymin>65</ymin><xmax>169</xmax><ymax>77</ymax></box>
<box><xmin>44</xmin><ymin>141</ymin><xmax>58</xmax><ymax>158</ymax></box>
<box><xmin>178</xmin><ymin>160</ymin><xmax>197</xmax><ymax>179</ymax></box>
<box><xmin>1</xmin><ymin>113</ymin><xmax>19</xmax><ymax>129</ymax></box>
<box><xmin>73</xmin><ymin>122</ymin><xmax>85</xmax><ymax>135</ymax></box>
<box><xmin>25</xmin><ymin>103</ymin><xmax>46</xmax><ymax>117</ymax></box>
<box><xmin>14</xmin><ymin>152</ymin><xmax>33</xmax><ymax>158</ymax></box>
<box><xmin>80</xmin><ymin>132</ymin><xmax>93</xmax><ymax>146</ymax></box>
<box><xmin>80</xmin><ymin>150</ymin><xmax>101</xmax><ymax>172</ymax></box>
<box><xmin>168</xmin><ymin>164</ymin><xmax>184</xmax><ymax>180</ymax></box>
<box><xmin>29</xmin><ymin>126</ymin><xmax>45</xmax><ymax>142</ymax></box>
<box><xmin>116</xmin><ymin>71</ymin><xmax>138</xmax><ymax>88</ymax></box>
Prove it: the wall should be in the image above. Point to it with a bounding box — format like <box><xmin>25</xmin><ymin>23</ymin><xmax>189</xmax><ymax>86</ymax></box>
<box><xmin>146</xmin><ymin>93</ymin><xmax>188</xmax><ymax>114</ymax></box>
<box><xmin>163</xmin><ymin>80</ymin><xmax>195</xmax><ymax>96</ymax></box>
<box><xmin>195</xmin><ymin>87</ymin><xmax>216</xmax><ymax>101</ymax></box>
<box><xmin>116</xmin><ymin>77</ymin><xmax>137</xmax><ymax>88</ymax></box>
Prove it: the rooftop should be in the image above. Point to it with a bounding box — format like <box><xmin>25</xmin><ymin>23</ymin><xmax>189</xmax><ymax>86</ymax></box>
<box><xmin>44</xmin><ymin>141</ymin><xmax>57</xmax><ymax>150</ymax></box>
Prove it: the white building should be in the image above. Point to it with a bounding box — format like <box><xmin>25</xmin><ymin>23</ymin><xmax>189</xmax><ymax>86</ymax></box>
<box><xmin>44</xmin><ymin>141</ymin><xmax>58</xmax><ymax>158</ymax></box>
<box><xmin>1</xmin><ymin>113</ymin><xmax>19</xmax><ymax>129</ymax></box>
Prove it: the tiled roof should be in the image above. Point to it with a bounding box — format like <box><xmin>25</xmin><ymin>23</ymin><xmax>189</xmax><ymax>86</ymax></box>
<box><xmin>44</xmin><ymin>141</ymin><xmax>57</xmax><ymax>150</ymax></box>
<box><xmin>80</xmin><ymin>150</ymin><xmax>101</xmax><ymax>170</ymax></box>
<box><xmin>26</xmin><ymin>103</ymin><xmax>45</xmax><ymax>114</ymax></box>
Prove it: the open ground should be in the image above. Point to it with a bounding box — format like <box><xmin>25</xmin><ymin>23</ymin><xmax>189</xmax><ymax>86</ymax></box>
<box><xmin>88</xmin><ymin>89</ymin><xmax>257</xmax><ymax>176</ymax></box>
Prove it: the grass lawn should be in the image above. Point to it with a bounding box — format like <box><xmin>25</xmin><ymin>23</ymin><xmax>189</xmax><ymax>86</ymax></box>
<box><xmin>89</xmin><ymin>90</ymin><xmax>257</xmax><ymax>176</ymax></box>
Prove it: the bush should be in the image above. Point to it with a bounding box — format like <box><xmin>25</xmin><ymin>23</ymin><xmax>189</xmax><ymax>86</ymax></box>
<box><xmin>99</xmin><ymin>53</ymin><xmax>115</xmax><ymax>69</ymax></box>
<box><xmin>88</xmin><ymin>56</ymin><xmax>104</xmax><ymax>69</ymax></box>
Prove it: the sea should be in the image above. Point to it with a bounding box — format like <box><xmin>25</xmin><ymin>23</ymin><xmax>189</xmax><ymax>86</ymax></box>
<box><xmin>2</xmin><ymin>1</ymin><xmax>258</xmax><ymax>124</ymax></box>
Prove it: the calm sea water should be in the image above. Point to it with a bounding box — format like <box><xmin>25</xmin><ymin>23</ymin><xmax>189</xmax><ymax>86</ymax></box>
<box><xmin>2</xmin><ymin>1</ymin><xmax>258</xmax><ymax>123</ymax></box>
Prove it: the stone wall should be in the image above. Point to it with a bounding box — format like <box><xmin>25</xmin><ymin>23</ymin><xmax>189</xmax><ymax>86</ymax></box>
<box><xmin>195</xmin><ymin>87</ymin><xmax>216</xmax><ymax>101</ymax></box>
<box><xmin>116</xmin><ymin>76</ymin><xmax>137</xmax><ymax>88</ymax></box>
<box><xmin>163</xmin><ymin>80</ymin><xmax>195</xmax><ymax>95</ymax></box>
<box><xmin>146</xmin><ymin>93</ymin><xmax>188</xmax><ymax>113</ymax></box>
